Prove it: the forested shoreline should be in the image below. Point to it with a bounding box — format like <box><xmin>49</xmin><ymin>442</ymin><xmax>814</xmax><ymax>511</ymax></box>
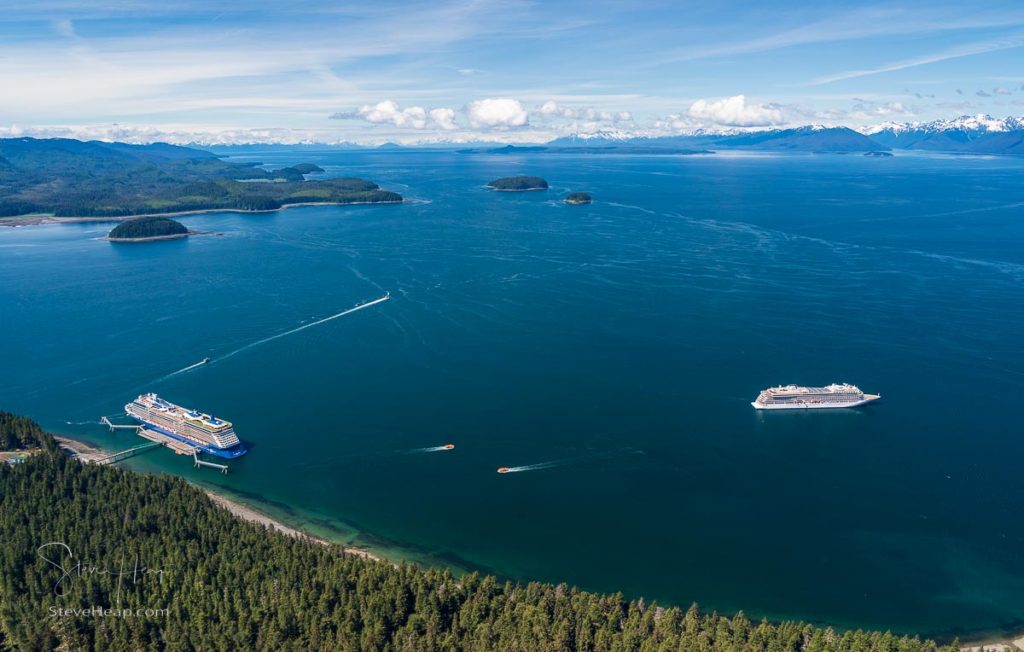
<box><xmin>0</xmin><ymin>138</ymin><xmax>401</xmax><ymax>218</ymax></box>
<box><xmin>0</xmin><ymin>414</ymin><xmax>961</xmax><ymax>651</ymax></box>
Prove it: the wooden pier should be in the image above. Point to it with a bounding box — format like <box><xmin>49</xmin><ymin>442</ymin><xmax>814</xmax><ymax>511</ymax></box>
<box><xmin>100</xmin><ymin>416</ymin><xmax>142</xmax><ymax>432</ymax></box>
<box><xmin>95</xmin><ymin>442</ymin><xmax>161</xmax><ymax>465</ymax></box>
<box><xmin>193</xmin><ymin>451</ymin><xmax>229</xmax><ymax>474</ymax></box>
<box><xmin>136</xmin><ymin>427</ymin><xmax>199</xmax><ymax>455</ymax></box>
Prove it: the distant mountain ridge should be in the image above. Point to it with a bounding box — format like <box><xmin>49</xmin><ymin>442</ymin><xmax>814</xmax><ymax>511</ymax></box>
<box><xmin>859</xmin><ymin>114</ymin><xmax>1024</xmax><ymax>156</ymax></box>
<box><xmin>546</xmin><ymin>114</ymin><xmax>1024</xmax><ymax>156</ymax></box>
<box><xmin>549</xmin><ymin>126</ymin><xmax>883</xmax><ymax>152</ymax></box>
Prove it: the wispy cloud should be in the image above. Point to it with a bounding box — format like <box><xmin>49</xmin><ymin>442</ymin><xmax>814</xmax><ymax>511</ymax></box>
<box><xmin>810</xmin><ymin>33</ymin><xmax>1024</xmax><ymax>85</ymax></box>
<box><xmin>655</xmin><ymin>5</ymin><xmax>1024</xmax><ymax>64</ymax></box>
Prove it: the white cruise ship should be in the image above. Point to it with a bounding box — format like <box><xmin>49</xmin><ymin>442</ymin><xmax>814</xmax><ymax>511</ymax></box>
<box><xmin>751</xmin><ymin>383</ymin><xmax>880</xmax><ymax>410</ymax></box>
<box><xmin>125</xmin><ymin>393</ymin><xmax>247</xmax><ymax>458</ymax></box>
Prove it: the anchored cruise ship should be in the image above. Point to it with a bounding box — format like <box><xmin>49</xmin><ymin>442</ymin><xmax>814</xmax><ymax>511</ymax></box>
<box><xmin>125</xmin><ymin>393</ymin><xmax>248</xmax><ymax>458</ymax></box>
<box><xmin>752</xmin><ymin>383</ymin><xmax>880</xmax><ymax>410</ymax></box>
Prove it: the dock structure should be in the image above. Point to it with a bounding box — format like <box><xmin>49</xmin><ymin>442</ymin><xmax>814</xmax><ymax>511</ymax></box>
<box><xmin>193</xmin><ymin>451</ymin><xmax>229</xmax><ymax>474</ymax></box>
<box><xmin>97</xmin><ymin>416</ymin><xmax>231</xmax><ymax>473</ymax></box>
<box><xmin>136</xmin><ymin>427</ymin><xmax>199</xmax><ymax>455</ymax></box>
<box><xmin>95</xmin><ymin>442</ymin><xmax>161</xmax><ymax>465</ymax></box>
<box><xmin>100</xmin><ymin>416</ymin><xmax>143</xmax><ymax>433</ymax></box>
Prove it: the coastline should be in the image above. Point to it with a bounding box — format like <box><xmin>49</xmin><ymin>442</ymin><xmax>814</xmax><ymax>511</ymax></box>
<box><xmin>0</xmin><ymin>199</ymin><xmax>406</xmax><ymax>227</ymax></box>
<box><xmin>105</xmin><ymin>231</ymin><xmax>200</xmax><ymax>243</ymax></box>
<box><xmin>53</xmin><ymin>435</ymin><xmax>378</xmax><ymax>561</ymax></box>
<box><xmin>48</xmin><ymin>435</ymin><xmax>1024</xmax><ymax>645</ymax></box>
<box><xmin>203</xmin><ymin>491</ymin><xmax>377</xmax><ymax>560</ymax></box>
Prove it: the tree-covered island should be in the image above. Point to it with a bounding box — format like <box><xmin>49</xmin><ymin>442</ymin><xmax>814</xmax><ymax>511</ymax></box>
<box><xmin>565</xmin><ymin>192</ymin><xmax>592</xmax><ymax>204</ymax></box>
<box><xmin>487</xmin><ymin>175</ymin><xmax>549</xmax><ymax>191</ymax></box>
<box><xmin>0</xmin><ymin>138</ymin><xmax>401</xmax><ymax>220</ymax></box>
<box><xmin>107</xmin><ymin>216</ymin><xmax>192</xmax><ymax>241</ymax></box>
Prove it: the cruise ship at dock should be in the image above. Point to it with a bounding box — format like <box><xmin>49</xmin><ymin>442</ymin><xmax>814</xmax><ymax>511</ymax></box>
<box><xmin>752</xmin><ymin>383</ymin><xmax>880</xmax><ymax>410</ymax></box>
<box><xmin>125</xmin><ymin>393</ymin><xmax>247</xmax><ymax>458</ymax></box>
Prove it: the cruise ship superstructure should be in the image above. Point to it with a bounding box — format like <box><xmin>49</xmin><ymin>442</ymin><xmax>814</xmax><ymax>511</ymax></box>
<box><xmin>751</xmin><ymin>383</ymin><xmax>880</xmax><ymax>410</ymax></box>
<box><xmin>125</xmin><ymin>393</ymin><xmax>247</xmax><ymax>458</ymax></box>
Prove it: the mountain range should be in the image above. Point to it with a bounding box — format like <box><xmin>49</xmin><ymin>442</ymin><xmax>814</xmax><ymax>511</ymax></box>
<box><xmin>543</xmin><ymin>115</ymin><xmax>1024</xmax><ymax>156</ymax></box>
<box><xmin>859</xmin><ymin>114</ymin><xmax>1024</xmax><ymax>155</ymax></box>
<box><xmin>557</xmin><ymin>114</ymin><xmax>1024</xmax><ymax>156</ymax></box>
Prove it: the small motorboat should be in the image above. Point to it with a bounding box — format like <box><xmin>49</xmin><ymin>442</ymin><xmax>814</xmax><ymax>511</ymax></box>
<box><xmin>442</xmin><ymin>444</ymin><xmax>455</xmax><ymax>450</ymax></box>
<box><xmin>497</xmin><ymin>467</ymin><xmax>510</xmax><ymax>474</ymax></box>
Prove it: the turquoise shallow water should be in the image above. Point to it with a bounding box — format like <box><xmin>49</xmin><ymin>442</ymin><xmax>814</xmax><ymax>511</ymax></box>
<box><xmin>2</xmin><ymin>150</ymin><xmax>1023</xmax><ymax>637</ymax></box>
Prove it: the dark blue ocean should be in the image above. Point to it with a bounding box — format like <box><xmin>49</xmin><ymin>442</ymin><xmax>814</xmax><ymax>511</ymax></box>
<box><xmin>2</xmin><ymin>150</ymin><xmax>1023</xmax><ymax>638</ymax></box>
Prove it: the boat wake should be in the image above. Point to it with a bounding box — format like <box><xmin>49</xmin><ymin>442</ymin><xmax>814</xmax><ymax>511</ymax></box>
<box><xmin>153</xmin><ymin>357</ymin><xmax>210</xmax><ymax>383</ymax></box>
<box><xmin>497</xmin><ymin>446</ymin><xmax>643</xmax><ymax>474</ymax></box>
<box><xmin>149</xmin><ymin>294</ymin><xmax>392</xmax><ymax>386</ymax></box>
<box><xmin>218</xmin><ymin>293</ymin><xmax>390</xmax><ymax>363</ymax></box>
<box><xmin>414</xmin><ymin>444</ymin><xmax>456</xmax><ymax>453</ymax></box>
<box><xmin>497</xmin><ymin>461</ymin><xmax>560</xmax><ymax>474</ymax></box>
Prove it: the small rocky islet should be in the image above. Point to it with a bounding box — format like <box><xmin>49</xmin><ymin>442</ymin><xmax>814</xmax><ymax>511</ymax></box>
<box><xmin>487</xmin><ymin>176</ymin><xmax>549</xmax><ymax>191</ymax></box>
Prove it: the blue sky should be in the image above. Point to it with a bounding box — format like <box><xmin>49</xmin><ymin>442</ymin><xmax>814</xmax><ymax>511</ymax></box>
<box><xmin>1</xmin><ymin>0</ymin><xmax>1023</xmax><ymax>144</ymax></box>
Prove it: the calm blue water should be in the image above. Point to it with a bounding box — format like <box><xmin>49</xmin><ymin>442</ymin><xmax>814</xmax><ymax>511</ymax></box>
<box><xmin>2</xmin><ymin>150</ymin><xmax>1023</xmax><ymax>638</ymax></box>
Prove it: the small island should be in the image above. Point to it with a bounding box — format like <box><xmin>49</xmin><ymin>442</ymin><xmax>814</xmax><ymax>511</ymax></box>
<box><xmin>108</xmin><ymin>216</ymin><xmax>192</xmax><ymax>242</ymax></box>
<box><xmin>864</xmin><ymin>151</ymin><xmax>894</xmax><ymax>157</ymax></box>
<box><xmin>564</xmin><ymin>192</ymin><xmax>592</xmax><ymax>205</ymax></box>
<box><xmin>289</xmin><ymin>163</ymin><xmax>325</xmax><ymax>174</ymax></box>
<box><xmin>487</xmin><ymin>176</ymin><xmax>549</xmax><ymax>191</ymax></box>
<box><xmin>271</xmin><ymin>163</ymin><xmax>326</xmax><ymax>181</ymax></box>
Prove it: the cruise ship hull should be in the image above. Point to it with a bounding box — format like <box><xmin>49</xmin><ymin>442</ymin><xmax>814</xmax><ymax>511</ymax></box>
<box><xmin>127</xmin><ymin>416</ymin><xmax>248</xmax><ymax>458</ymax></box>
<box><xmin>752</xmin><ymin>394</ymin><xmax>880</xmax><ymax>410</ymax></box>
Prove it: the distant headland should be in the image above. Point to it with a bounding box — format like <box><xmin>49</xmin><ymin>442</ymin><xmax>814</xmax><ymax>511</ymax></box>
<box><xmin>0</xmin><ymin>138</ymin><xmax>401</xmax><ymax>223</ymax></box>
<box><xmin>487</xmin><ymin>176</ymin><xmax>549</xmax><ymax>191</ymax></box>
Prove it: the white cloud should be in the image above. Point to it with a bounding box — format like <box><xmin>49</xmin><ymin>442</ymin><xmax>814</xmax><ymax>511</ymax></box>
<box><xmin>686</xmin><ymin>95</ymin><xmax>785</xmax><ymax>127</ymax></box>
<box><xmin>429</xmin><ymin>107</ymin><xmax>457</xmax><ymax>130</ymax></box>
<box><xmin>331</xmin><ymin>101</ymin><xmax>457</xmax><ymax>130</ymax></box>
<box><xmin>465</xmin><ymin>98</ymin><xmax>529</xmax><ymax>128</ymax></box>
<box><xmin>357</xmin><ymin>100</ymin><xmax>428</xmax><ymax>129</ymax></box>
<box><xmin>539</xmin><ymin>100</ymin><xmax>573</xmax><ymax>118</ymax></box>
<box><xmin>538</xmin><ymin>101</ymin><xmax>631</xmax><ymax>123</ymax></box>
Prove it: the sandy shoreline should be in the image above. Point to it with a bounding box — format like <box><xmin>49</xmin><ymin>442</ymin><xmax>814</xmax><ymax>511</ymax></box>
<box><xmin>54</xmin><ymin>435</ymin><xmax>109</xmax><ymax>463</ymax></box>
<box><xmin>0</xmin><ymin>199</ymin><xmax>406</xmax><ymax>227</ymax></box>
<box><xmin>203</xmin><ymin>491</ymin><xmax>378</xmax><ymax>560</ymax></box>
<box><xmin>53</xmin><ymin>436</ymin><xmax>377</xmax><ymax>560</ymax></box>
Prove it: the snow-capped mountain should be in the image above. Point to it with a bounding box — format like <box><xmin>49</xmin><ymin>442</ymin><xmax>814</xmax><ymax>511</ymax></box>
<box><xmin>549</xmin><ymin>125</ymin><xmax>881</xmax><ymax>152</ymax></box>
<box><xmin>862</xmin><ymin>114</ymin><xmax>1024</xmax><ymax>155</ymax></box>
<box><xmin>862</xmin><ymin>114</ymin><xmax>1024</xmax><ymax>135</ymax></box>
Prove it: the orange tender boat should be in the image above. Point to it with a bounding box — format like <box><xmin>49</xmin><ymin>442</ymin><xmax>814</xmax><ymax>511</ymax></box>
<box><xmin>497</xmin><ymin>467</ymin><xmax>510</xmax><ymax>474</ymax></box>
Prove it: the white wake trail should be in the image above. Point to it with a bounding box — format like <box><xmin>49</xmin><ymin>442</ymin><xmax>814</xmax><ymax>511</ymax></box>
<box><xmin>501</xmin><ymin>461</ymin><xmax>560</xmax><ymax>473</ymax></box>
<box><xmin>154</xmin><ymin>358</ymin><xmax>210</xmax><ymax>383</ymax></box>
<box><xmin>218</xmin><ymin>293</ymin><xmax>390</xmax><ymax>362</ymax></box>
